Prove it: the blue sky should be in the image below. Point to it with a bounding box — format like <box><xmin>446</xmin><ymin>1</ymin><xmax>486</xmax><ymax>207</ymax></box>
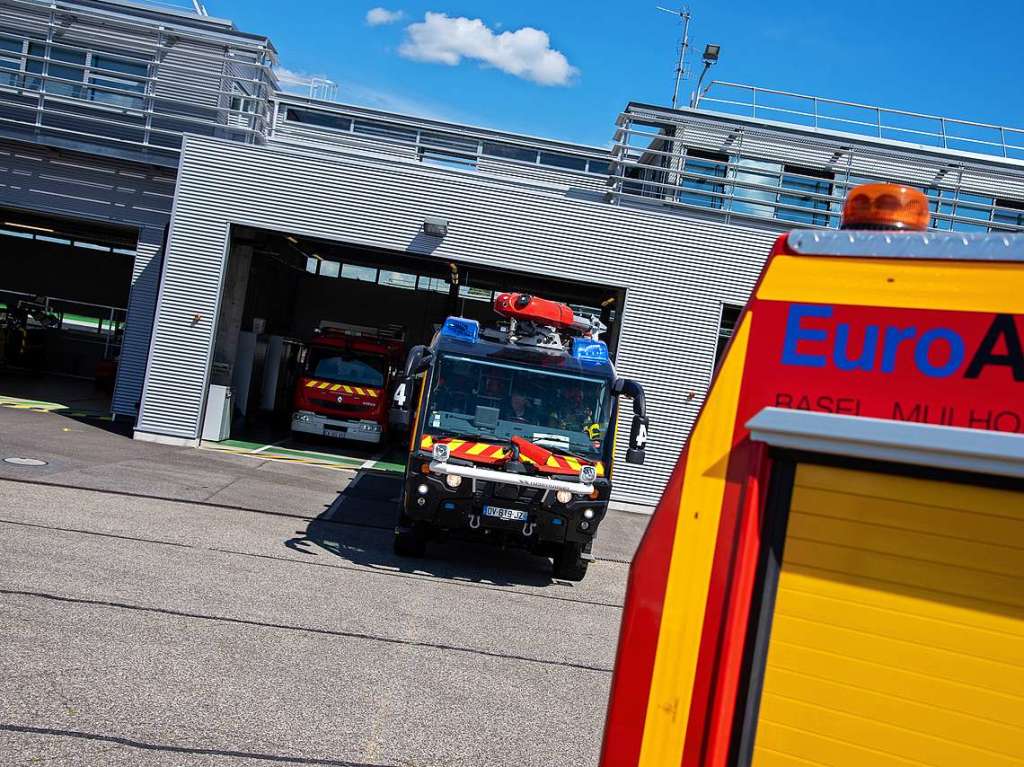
<box><xmin>210</xmin><ymin>0</ymin><xmax>1023</xmax><ymax>148</ymax></box>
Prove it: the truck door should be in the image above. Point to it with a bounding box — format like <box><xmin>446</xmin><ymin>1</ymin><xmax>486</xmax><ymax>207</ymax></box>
<box><xmin>734</xmin><ymin>459</ymin><xmax>1024</xmax><ymax>767</ymax></box>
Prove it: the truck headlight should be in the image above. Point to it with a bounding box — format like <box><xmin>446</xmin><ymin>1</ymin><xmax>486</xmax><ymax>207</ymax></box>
<box><xmin>556</xmin><ymin>489</ymin><xmax>573</xmax><ymax>504</ymax></box>
<box><xmin>445</xmin><ymin>474</ymin><xmax>462</xmax><ymax>489</ymax></box>
<box><xmin>582</xmin><ymin>508</ymin><xmax>595</xmax><ymax>520</ymax></box>
<box><xmin>417</xmin><ymin>484</ymin><xmax>429</xmax><ymax>496</ymax></box>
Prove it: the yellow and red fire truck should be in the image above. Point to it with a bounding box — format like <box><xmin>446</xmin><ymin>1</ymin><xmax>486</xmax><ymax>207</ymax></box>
<box><xmin>291</xmin><ymin>322</ymin><xmax>405</xmax><ymax>444</ymax></box>
<box><xmin>601</xmin><ymin>184</ymin><xmax>1024</xmax><ymax>767</ymax></box>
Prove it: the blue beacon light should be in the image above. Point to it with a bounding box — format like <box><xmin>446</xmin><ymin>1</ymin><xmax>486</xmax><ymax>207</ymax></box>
<box><xmin>571</xmin><ymin>338</ymin><xmax>609</xmax><ymax>363</ymax></box>
<box><xmin>440</xmin><ymin>316</ymin><xmax>480</xmax><ymax>343</ymax></box>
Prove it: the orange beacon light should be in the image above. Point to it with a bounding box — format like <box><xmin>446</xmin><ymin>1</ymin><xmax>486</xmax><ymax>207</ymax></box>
<box><xmin>840</xmin><ymin>182</ymin><xmax>930</xmax><ymax>231</ymax></box>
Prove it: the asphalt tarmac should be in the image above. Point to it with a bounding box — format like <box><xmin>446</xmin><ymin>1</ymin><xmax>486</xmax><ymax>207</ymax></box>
<box><xmin>0</xmin><ymin>406</ymin><xmax>649</xmax><ymax>766</ymax></box>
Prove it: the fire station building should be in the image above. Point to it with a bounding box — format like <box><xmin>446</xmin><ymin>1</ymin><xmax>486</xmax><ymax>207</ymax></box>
<box><xmin>2</xmin><ymin>0</ymin><xmax>1024</xmax><ymax>509</ymax></box>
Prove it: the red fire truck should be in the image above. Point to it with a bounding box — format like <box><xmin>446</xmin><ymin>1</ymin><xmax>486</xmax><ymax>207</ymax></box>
<box><xmin>291</xmin><ymin>322</ymin><xmax>405</xmax><ymax>444</ymax></box>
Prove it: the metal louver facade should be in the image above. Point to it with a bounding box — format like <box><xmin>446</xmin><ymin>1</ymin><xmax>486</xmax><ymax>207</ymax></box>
<box><xmin>136</xmin><ymin>134</ymin><xmax>777</xmax><ymax>507</ymax></box>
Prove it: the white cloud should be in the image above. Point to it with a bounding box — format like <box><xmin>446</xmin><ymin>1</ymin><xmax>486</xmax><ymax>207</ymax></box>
<box><xmin>274</xmin><ymin>66</ymin><xmax>317</xmax><ymax>90</ymax></box>
<box><xmin>366</xmin><ymin>7</ymin><xmax>404</xmax><ymax>26</ymax></box>
<box><xmin>398</xmin><ymin>12</ymin><xmax>578</xmax><ymax>86</ymax></box>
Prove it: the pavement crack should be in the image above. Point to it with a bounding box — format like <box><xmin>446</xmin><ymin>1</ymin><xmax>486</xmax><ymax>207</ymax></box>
<box><xmin>0</xmin><ymin>723</ymin><xmax>397</xmax><ymax>766</ymax></box>
<box><xmin>0</xmin><ymin>588</ymin><xmax>614</xmax><ymax>675</ymax></box>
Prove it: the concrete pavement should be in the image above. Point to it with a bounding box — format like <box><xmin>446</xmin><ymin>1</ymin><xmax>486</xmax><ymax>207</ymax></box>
<box><xmin>0</xmin><ymin>406</ymin><xmax>650</xmax><ymax>766</ymax></box>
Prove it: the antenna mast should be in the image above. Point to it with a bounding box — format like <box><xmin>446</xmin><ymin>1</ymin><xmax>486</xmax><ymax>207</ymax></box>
<box><xmin>657</xmin><ymin>6</ymin><xmax>691</xmax><ymax>110</ymax></box>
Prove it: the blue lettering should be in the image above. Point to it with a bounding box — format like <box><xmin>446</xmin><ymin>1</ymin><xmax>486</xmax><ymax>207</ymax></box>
<box><xmin>833</xmin><ymin>323</ymin><xmax>879</xmax><ymax>371</ymax></box>
<box><xmin>880</xmin><ymin>326</ymin><xmax>917</xmax><ymax>372</ymax></box>
<box><xmin>914</xmin><ymin>328</ymin><xmax>965</xmax><ymax>378</ymax></box>
<box><xmin>782</xmin><ymin>304</ymin><xmax>831</xmax><ymax>368</ymax></box>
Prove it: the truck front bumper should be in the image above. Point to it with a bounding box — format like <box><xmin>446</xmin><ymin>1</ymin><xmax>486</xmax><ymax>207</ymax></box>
<box><xmin>402</xmin><ymin>470</ymin><xmax>607</xmax><ymax>548</ymax></box>
<box><xmin>291</xmin><ymin>411</ymin><xmax>383</xmax><ymax>444</ymax></box>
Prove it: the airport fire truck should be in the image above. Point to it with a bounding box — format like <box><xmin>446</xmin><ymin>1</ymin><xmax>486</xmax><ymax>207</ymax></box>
<box><xmin>600</xmin><ymin>184</ymin><xmax>1024</xmax><ymax>767</ymax></box>
<box><xmin>291</xmin><ymin>322</ymin><xmax>405</xmax><ymax>444</ymax></box>
<box><xmin>389</xmin><ymin>293</ymin><xmax>649</xmax><ymax>581</ymax></box>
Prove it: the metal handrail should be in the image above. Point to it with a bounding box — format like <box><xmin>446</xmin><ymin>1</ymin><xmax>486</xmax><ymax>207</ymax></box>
<box><xmin>699</xmin><ymin>82</ymin><xmax>1024</xmax><ymax>159</ymax></box>
<box><xmin>0</xmin><ymin>0</ymin><xmax>277</xmax><ymax>162</ymax></box>
<box><xmin>609</xmin><ymin>112</ymin><xmax>1024</xmax><ymax>233</ymax></box>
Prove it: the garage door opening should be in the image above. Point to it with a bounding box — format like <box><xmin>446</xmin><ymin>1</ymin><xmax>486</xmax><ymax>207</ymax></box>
<box><xmin>206</xmin><ymin>225</ymin><xmax>625</xmax><ymax>461</ymax></box>
<box><xmin>0</xmin><ymin>208</ymin><xmax>137</xmax><ymax>414</ymax></box>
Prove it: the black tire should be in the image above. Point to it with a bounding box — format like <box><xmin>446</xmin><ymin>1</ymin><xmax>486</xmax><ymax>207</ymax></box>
<box><xmin>393</xmin><ymin>525</ymin><xmax>428</xmax><ymax>557</ymax></box>
<box><xmin>553</xmin><ymin>542</ymin><xmax>589</xmax><ymax>581</ymax></box>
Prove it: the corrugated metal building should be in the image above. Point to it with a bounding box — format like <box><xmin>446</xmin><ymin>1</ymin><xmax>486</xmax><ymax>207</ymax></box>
<box><xmin>2</xmin><ymin>0</ymin><xmax>1023</xmax><ymax>509</ymax></box>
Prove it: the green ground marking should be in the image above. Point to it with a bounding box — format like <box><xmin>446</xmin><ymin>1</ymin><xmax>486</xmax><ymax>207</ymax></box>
<box><xmin>207</xmin><ymin>438</ymin><xmax>367</xmax><ymax>467</ymax></box>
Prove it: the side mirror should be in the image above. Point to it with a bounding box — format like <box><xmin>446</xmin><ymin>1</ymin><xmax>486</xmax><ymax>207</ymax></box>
<box><xmin>614</xmin><ymin>378</ymin><xmax>649</xmax><ymax>465</ymax></box>
<box><xmin>389</xmin><ymin>376</ymin><xmax>416</xmax><ymax>428</ymax></box>
<box><xmin>626</xmin><ymin>414</ymin><xmax>648</xmax><ymax>464</ymax></box>
<box><xmin>404</xmin><ymin>344</ymin><xmax>433</xmax><ymax>377</ymax></box>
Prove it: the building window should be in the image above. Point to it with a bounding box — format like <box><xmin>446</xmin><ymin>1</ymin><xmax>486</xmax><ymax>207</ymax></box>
<box><xmin>992</xmin><ymin>198</ymin><xmax>1024</xmax><ymax>231</ymax></box>
<box><xmin>417</xmin><ymin>276</ymin><xmax>449</xmax><ymax>293</ymax></box>
<box><xmin>420</xmin><ymin>131</ymin><xmax>477</xmax><ymax>154</ymax></box>
<box><xmin>0</xmin><ymin>36</ymin><xmax>23</xmax><ymax>86</ymax></box>
<box><xmin>285</xmin><ymin>107</ymin><xmax>352</xmax><ymax>132</ymax></box>
<box><xmin>341</xmin><ymin>264</ymin><xmax>378</xmax><ymax>282</ymax></box>
<box><xmin>715</xmin><ymin>303</ymin><xmax>743</xmax><ymax>367</ymax></box>
<box><xmin>88</xmin><ymin>53</ymin><xmax>147</xmax><ymax>108</ymax></box>
<box><xmin>418</xmin><ymin>147</ymin><xmax>477</xmax><ymax>171</ymax></box>
<box><xmin>41</xmin><ymin>44</ymin><xmax>86</xmax><ymax>98</ymax></box>
<box><xmin>679</xmin><ymin>149</ymin><xmax>728</xmax><ymax>209</ymax></box>
<box><xmin>538</xmin><ymin>151</ymin><xmax>587</xmax><ymax>172</ymax></box>
<box><xmin>378</xmin><ymin>270</ymin><xmax>417</xmax><ymax>290</ymax></box>
<box><xmin>587</xmin><ymin>159</ymin><xmax>611</xmax><ymax>176</ymax></box>
<box><xmin>482</xmin><ymin>141</ymin><xmax>539</xmax><ymax>164</ymax></box>
<box><xmin>352</xmin><ymin>119</ymin><xmax>417</xmax><ymax>143</ymax></box>
<box><xmin>777</xmin><ymin>165</ymin><xmax>834</xmax><ymax>226</ymax></box>
<box><xmin>926</xmin><ymin>189</ymin><xmax>994</xmax><ymax>233</ymax></box>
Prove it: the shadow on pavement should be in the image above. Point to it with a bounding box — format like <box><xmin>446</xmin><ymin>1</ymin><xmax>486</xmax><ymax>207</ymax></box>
<box><xmin>284</xmin><ymin>469</ymin><xmax>559</xmax><ymax>587</ymax></box>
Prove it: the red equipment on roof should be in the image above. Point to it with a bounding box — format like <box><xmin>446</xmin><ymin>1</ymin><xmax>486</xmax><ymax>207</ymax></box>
<box><xmin>494</xmin><ymin>293</ymin><xmax>576</xmax><ymax>329</ymax></box>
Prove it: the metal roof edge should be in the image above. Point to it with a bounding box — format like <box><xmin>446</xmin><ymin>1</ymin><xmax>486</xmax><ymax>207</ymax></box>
<box><xmin>625</xmin><ymin>101</ymin><xmax>1024</xmax><ymax>175</ymax></box>
<box><xmin>273</xmin><ymin>93</ymin><xmax>612</xmax><ymax>157</ymax></box>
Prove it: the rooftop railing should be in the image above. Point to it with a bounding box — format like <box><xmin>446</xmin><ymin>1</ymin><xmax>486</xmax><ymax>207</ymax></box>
<box><xmin>699</xmin><ymin>82</ymin><xmax>1024</xmax><ymax>161</ymax></box>
<box><xmin>0</xmin><ymin>0</ymin><xmax>276</xmax><ymax>166</ymax></box>
<box><xmin>609</xmin><ymin>105</ymin><xmax>1024</xmax><ymax>234</ymax></box>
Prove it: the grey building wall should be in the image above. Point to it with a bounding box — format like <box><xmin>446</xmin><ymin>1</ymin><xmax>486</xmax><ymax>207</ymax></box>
<box><xmin>0</xmin><ymin>138</ymin><xmax>175</xmax><ymax>414</ymax></box>
<box><xmin>137</xmin><ymin>134</ymin><xmax>777</xmax><ymax>507</ymax></box>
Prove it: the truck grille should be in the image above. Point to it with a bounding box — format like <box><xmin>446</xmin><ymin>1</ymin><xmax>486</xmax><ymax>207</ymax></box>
<box><xmin>474</xmin><ymin>480</ymin><xmax>542</xmax><ymax>505</ymax></box>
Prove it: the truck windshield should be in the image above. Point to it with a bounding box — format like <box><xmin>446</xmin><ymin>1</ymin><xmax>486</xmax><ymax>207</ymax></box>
<box><xmin>425</xmin><ymin>354</ymin><xmax>612</xmax><ymax>459</ymax></box>
<box><xmin>308</xmin><ymin>348</ymin><xmax>385</xmax><ymax>387</ymax></box>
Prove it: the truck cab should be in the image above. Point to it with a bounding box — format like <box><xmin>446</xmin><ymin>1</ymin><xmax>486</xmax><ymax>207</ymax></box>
<box><xmin>390</xmin><ymin>294</ymin><xmax>648</xmax><ymax>581</ymax></box>
<box><xmin>291</xmin><ymin>322</ymin><xmax>405</xmax><ymax>444</ymax></box>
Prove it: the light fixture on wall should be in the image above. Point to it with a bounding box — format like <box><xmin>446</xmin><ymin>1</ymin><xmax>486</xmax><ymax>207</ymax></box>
<box><xmin>423</xmin><ymin>217</ymin><xmax>449</xmax><ymax>237</ymax></box>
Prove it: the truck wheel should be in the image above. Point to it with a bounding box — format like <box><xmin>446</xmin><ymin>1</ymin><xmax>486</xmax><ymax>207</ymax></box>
<box><xmin>393</xmin><ymin>524</ymin><xmax>428</xmax><ymax>557</ymax></box>
<box><xmin>553</xmin><ymin>543</ymin><xmax>589</xmax><ymax>581</ymax></box>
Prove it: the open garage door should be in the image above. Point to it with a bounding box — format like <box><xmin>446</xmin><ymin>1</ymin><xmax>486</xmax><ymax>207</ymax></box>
<box><xmin>0</xmin><ymin>207</ymin><xmax>137</xmax><ymax>411</ymax></box>
<box><xmin>207</xmin><ymin>225</ymin><xmax>624</xmax><ymax>454</ymax></box>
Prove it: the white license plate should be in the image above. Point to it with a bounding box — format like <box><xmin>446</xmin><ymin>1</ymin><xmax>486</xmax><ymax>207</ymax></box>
<box><xmin>323</xmin><ymin>428</ymin><xmax>347</xmax><ymax>439</ymax></box>
<box><xmin>482</xmin><ymin>505</ymin><xmax>529</xmax><ymax>522</ymax></box>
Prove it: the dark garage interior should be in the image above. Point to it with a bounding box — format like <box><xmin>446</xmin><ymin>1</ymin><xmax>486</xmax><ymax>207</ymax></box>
<box><xmin>208</xmin><ymin>224</ymin><xmax>625</xmax><ymax>452</ymax></box>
